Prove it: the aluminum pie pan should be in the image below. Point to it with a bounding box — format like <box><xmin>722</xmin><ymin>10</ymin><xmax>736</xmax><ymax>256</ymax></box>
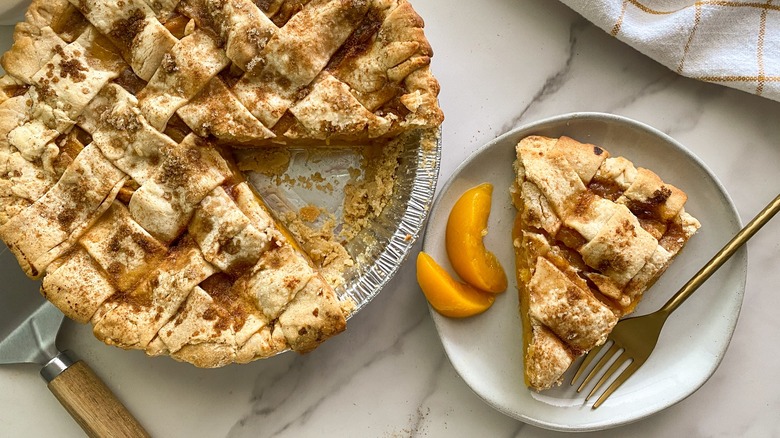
<box><xmin>339</xmin><ymin>128</ymin><xmax>441</xmax><ymax>317</ymax></box>
<box><xmin>0</xmin><ymin>20</ymin><xmax>440</xmax><ymax>357</ymax></box>
<box><xmin>242</xmin><ymin>127</ymin><xmax>441</xmax><ymax>321</ymax></box>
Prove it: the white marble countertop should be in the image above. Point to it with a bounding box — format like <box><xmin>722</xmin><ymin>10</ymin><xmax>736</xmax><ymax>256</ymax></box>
<box><xmin>2</xmin><ymin>1</ymin><xmax>780</xmax><ymax>436</ymax></box>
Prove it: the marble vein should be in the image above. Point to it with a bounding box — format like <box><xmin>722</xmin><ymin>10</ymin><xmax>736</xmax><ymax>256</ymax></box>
<box><xmin>228</xmin><ymin>273</ymin><xmax>434</xmax><ymax>438</ymax></box>
<box><xmin>501</xmin><ymin>19</ymin><xmax>589</xmax><ymax>133</ymax></box>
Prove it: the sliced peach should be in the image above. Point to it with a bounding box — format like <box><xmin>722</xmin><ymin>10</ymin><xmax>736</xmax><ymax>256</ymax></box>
<box><xmin>445</xmin><ymin>183</ymin><xmax>507</xmax><ymax>293</ymax></box>
<box><xmin>416</xmin><ymin>252</ymin><xmax>495</xmax><ymax>318</ymax></box>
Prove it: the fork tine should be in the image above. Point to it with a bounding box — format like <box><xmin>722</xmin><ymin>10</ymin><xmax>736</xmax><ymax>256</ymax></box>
<box><xmin>571</xmin><ymin>342</ymin><xmax>606</xmax><ymax>385</ymax></box>
<box><xmin>576</xmin><ymin>342</ymin><xmax>619</xmax><ymax>393</ymax></box>
<box><xmin>585</xmin><ymin>350</ymin><xmax>630</xmax><ymax>401</ymax></box>
<box><xmin>592</xmin><ymin>361</ymin><xmax>641</xmax><ymax>409</ymax></box>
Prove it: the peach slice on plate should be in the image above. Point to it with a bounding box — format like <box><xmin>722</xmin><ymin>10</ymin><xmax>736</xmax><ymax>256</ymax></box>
<box><xmin>445</xmin><ymin>183</ymin><xmax>507</xmax><ymax>293</ymax></box>
<box><xmin>416</xmin><ymin>252</ymin><xmax>495</xmax><ymax>318</ymax></box>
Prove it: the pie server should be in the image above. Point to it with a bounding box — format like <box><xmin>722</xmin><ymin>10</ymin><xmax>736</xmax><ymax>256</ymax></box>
<box><xmin>0</xmin><ymin>244</ymin><xmax>149</xmax><ymax>437</ymax></box>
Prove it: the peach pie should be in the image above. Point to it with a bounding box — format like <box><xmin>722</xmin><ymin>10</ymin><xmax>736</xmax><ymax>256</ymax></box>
<box><xmin>0</xmin><ymin>0</ymin><xmax>442</xmax><ymax>367</ymax></box>
<box><xmin>511</xmin><ymin>136</ymin><xmax>699</xmax><ymax>390</ymax></box>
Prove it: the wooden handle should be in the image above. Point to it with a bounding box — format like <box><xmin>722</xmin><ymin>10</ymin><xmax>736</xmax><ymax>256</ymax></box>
<box><xmin>47</xmin><ymin>360</ymin><xmax>150</xmax><ymax>438</ymax></box>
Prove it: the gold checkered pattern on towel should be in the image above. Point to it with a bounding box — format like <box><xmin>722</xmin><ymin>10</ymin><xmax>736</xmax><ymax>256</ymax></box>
<box><xmin>563</xmin><ymin>0</ymin><xmax>780</xmax><ymax>100</ymax></box>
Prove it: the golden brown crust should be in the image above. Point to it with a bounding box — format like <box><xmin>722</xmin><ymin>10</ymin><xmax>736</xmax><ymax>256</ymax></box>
<box><xmin>528</xmin><ymin>257</ymin><xmax>617</xmax><ymax>352</ymax></box>
<box><xmin>514</xmin><ymin>135</ymin><xmax>699</xmax><ymax>391</ymax></box>
<box><xmin>41</xmin><ymin>248</ymin><xmax>117</xmax><ymax>324</ymax></box>
<box><xmin>525</xmin><ymin>325</ymin><xmax>574</xmax><ymax>391</ymax></box>
<box><xmin>0</xmin><ymin>0</ymin><xmax>442</xmax><ymax>367</ymax></box>
<box><xmin>278</xmin><ymin>276</ymin><xmax>347</xmax><ymax>353</ymax></box>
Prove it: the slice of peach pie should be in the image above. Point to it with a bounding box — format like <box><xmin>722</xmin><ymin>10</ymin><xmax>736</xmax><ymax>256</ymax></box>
<box><xmin>511</xmin><ymin>135</ymin><xmax>700</xmax><ymax>391</ymax></box>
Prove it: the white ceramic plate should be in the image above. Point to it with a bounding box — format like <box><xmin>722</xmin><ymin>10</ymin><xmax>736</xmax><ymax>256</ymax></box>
<box><xmin>422</xmin><ymin>113</ymin><xmax>746</xmax><ymax>431</ymax></box>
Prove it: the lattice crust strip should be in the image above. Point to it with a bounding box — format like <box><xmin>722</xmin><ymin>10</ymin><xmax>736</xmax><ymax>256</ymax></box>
<box><xmin>0</xmin><ymin>0</ymin><xmax>442</xmax><ymax>366</ymax></box>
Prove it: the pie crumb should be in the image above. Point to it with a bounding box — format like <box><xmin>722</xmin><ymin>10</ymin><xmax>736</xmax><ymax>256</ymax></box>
<box><xmin>299</xmin><ymin>204</ymin><xmax>321</xmax><ymax>222</ymax></box>
<box><xmin>236</xmin><ymin>148</ymin><xmax>291</xmax><ymax>176</ymax></box>
<box><xmin>282</xmin><ymin>210</ymin><xmax>354</xmax><ymax>288</ymax></box>
<box><xmin>341</xmin><ymin>138</ymin><xmax>402</xmax><ymax>240</ymax></box>
<box><xmin>340</xmin><ymin>297</ymin><xmax>357</xmax><ymax>315</ymax></box>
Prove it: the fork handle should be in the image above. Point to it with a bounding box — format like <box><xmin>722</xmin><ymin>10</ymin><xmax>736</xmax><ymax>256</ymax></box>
<box><xmin>661</xmin><ymin>193</ymin><xmax>780</xmax><ymax>315</ymax></box>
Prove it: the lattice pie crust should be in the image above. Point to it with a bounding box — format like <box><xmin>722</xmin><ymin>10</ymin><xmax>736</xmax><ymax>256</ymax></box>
<box><xmin>511</xmin><ymin>136</ymin><xmax>699</xmax><ymax>390</ymax></box>
<box><xmin>0</xmin><ymin>0</ymin><xmax>442</xmax><ymax>367</ymax></box>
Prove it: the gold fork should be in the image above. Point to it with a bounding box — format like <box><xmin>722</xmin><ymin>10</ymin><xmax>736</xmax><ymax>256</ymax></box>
<box><xmin>571</xmin><ymin>193</ymin><xmax>780</xmax><ymax>409</ymax></box>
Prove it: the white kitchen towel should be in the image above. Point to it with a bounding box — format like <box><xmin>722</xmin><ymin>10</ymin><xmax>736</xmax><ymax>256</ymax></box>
<box><xmin>561</xmin><ymin>0</ymin><xmax>780</xmax><ymax>101</ymax></box>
